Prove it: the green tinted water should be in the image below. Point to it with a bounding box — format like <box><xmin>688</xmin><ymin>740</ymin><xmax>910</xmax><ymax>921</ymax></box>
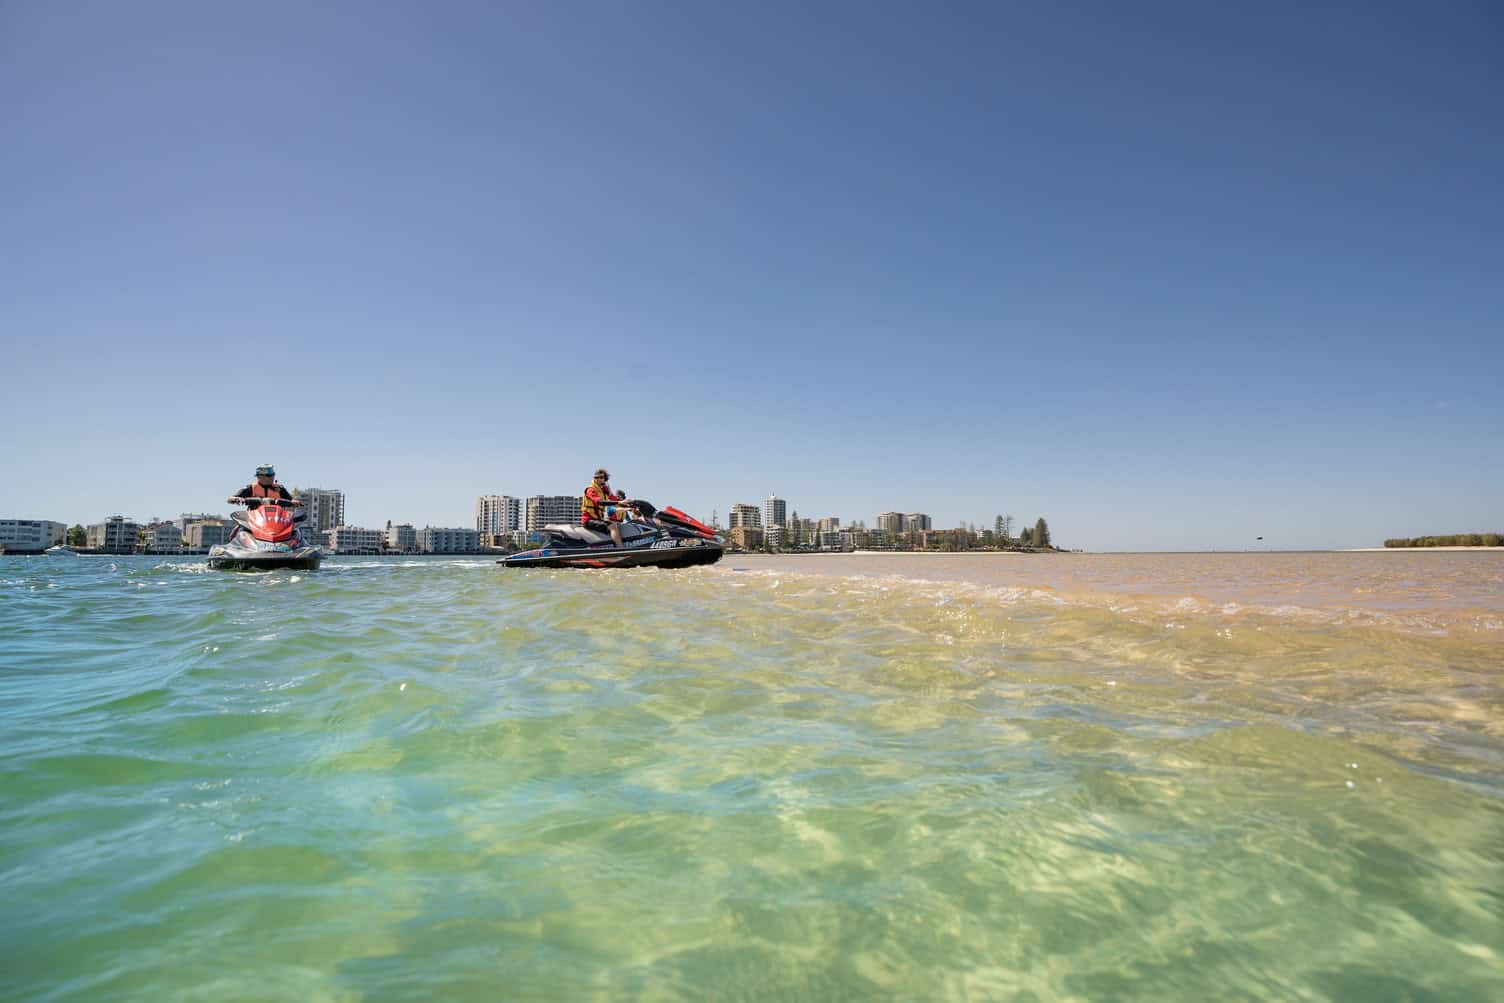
<box><xmin>2</xmin><ymin>556</ymin><xmax>1501</xmax><ymax>1000</ymax></box>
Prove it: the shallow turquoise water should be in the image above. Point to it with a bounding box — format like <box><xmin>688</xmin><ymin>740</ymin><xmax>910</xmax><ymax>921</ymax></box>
<box><xmin>2</xmin><ymin>555</ymin><xmax>1501</xmax><ymax>1001</ymax></box>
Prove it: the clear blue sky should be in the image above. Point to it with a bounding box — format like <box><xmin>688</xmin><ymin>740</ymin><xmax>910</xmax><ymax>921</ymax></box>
<box><xmin>3</xmin><ymin>1</ymin><xmax>1500</xmax><ymax>550</ymax></box>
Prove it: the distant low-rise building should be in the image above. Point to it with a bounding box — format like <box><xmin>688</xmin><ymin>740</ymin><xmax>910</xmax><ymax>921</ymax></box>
<box><xmin>727</xmin><ymin>526</ymin><xmax>763</xmax><ymax>550</ymax></box>
<box><xmin>416</xmin><ymin>527</ymin><xmax>480</xmax><ymax>553</ymax></box>
<box><xmin>818</xmin><ymin>530</ymin><xmax>851</xmax><ymax>551</ymax></box>
<box><xmin>141</xmin><ymin>522</ymin><xmax>184</xmax><ymax>553</ymax></box>
<box><xmin>386</xmin><ymin>523</ymin><xmax>417</xmax><ymax>552</ymax></box>
<box><xmin>328</xmin><ymin>526</ymin><xmax>383</xmax><ymax>553</ymax></box>
<box><xmin>919</xmin><ymin>528</ymin><xmax>973</xmax><ymax>551</ymax></box>
<box><xmin>0</xmin><ymin>519</ymin><xmax>67</xmax><ymax>553</ymax></box>
<box><xmin>183</xmin><ymin>519</ymin><xmax>231</xmax><ymax>549</ymax></box>
<box><xmin>848</xmin><ymin>528</ymin><xmax>892</xmax><ymax>550</ymax></box>
<box><xmin>87</xmin><ymin>516</ymin><xmax>140</xmax><ymax>551</ymax></box>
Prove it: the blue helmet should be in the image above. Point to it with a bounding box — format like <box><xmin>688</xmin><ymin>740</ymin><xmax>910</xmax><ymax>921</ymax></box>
<box><xmin>255</xmin><ymin>464</ymin><xmax>276</xmax><ymax>477</ymax></box>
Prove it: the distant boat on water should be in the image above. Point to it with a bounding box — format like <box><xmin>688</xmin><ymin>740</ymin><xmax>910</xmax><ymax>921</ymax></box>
<box><xmin>45</xmin><ymin>545</ymin><xmax>78</xmax><ymax>556</ymax></box>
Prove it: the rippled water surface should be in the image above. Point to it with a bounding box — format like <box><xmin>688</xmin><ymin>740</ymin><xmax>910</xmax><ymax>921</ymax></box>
<box><xmin>3</xmin><ymin>553</ymin><xmax>1501</xmax><ymax>1001</ymax></box>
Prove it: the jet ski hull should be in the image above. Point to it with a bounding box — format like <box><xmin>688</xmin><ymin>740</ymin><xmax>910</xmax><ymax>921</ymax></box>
<box><xmin>499</xmin><ymin>538</ymin><xmax>723</xmax><ymax>569</ymax></box>
<box><xmin>208</xmin><ymin>546</ymin><xmax>323</xmax><ymax>571</ymax></box>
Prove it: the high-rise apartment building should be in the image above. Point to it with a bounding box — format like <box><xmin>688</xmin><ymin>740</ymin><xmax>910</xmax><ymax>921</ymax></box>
<box><xmin>905</xmin><ymin>512</ymin><xmax>932</xmax><ymax>532</ymax></box>
<box><xmin>729</xmin><ymin>503</ymin><xmax>761</xmax><ymax>529</ymax></box>
<box><xmin>527</xmin><ymin>495</ymin><xmax>582</xmax><ymax>530</ymax></box>
<box><xmin>762</xmin><ymin>496</ymin><xmax>787</xmax><ymax>529</ymax></box>
<box><xmin>476</xmin><ymin>495</ymin><xmax>522</xmax><ymax>535</ymax></box>
<box><xmin>817</xmin><ymin>517</ymin><xmax>841</xmax><ymax>532</ymax></box>
<box><xmin>295</xmin><ymin>488</ymin><xmax>345</xmax><ymax>538</ymax></box>
<box><xmin>876</xmin><ymin>512</ymin><xmax>905</xmax><ymax>534</ymax></box>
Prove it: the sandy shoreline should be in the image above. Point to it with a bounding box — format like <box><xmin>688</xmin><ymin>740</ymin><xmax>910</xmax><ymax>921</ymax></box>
<box><xmin>718</xmin><ymin>550</ymin><xmax>1504</xmax><ymax>615</ymax></box>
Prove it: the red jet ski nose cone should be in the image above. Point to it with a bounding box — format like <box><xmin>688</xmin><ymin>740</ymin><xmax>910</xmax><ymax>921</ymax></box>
<box><xmin>248</xmin><ymin>505</ymin><xmax>297</xmax><ymax>542</ymax></box>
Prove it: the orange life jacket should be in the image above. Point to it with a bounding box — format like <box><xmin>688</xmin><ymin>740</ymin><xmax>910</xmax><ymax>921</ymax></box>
<box><xmin>581</xmin><ymin>481</ymin><xmax>621</xmax><ymax>523</ymax></box>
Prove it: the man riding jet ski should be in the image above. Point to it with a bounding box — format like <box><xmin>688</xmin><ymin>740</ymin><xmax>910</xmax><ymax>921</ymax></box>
<box><xmin>500</xmin><ymin>498</ymin><xmax>723</xmax><ymax>569</ymax></box>
<box><xmin>208</xmin><ymin>464</ymin><xmax>323</xmax><ymax>571</ymax></box>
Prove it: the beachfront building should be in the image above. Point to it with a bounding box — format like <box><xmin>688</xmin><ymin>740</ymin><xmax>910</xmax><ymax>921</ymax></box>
<box><xmin>848</xmin><ymin>528</ymin><xmax>892</xmax><ymax>550</ymax></box>
<box><xmin>0</xmin><ymin>519</ymin><xmax>67</xmax><ymax>554</ymax></box>
<box><xmin>295</xmin><ymin>488</ymin><xmax>345</xmax><ymax>539</ymax></box>
<box><xmin>763</xmin><ymin>496</ymin><xmax>787</xmax><ymax>529</ymax></box>
<box><xmin>876</xmin><ymin>512</ymin><xmax>905</xmax><ymax>534</ymax></box>
<box><xmin>140</xmin><ymin>522</ymin><xmax>184</xmax><ymax>553</ymax></box>
<box><xmin>905</xmin><ymin>512</ymin><xmax>932</xmax><ymax>532</ymax></box>
<box><xmin>87</xmin><ymin>516</ymin><xmax>140</xmax><ymax>552</ymax></box>
<box><xmin>416</xmin><ymin>527</ymin><xmax>480</xmax><ymax>553</ymax></box>
<box><xmin>727</xmin><ymin>527</ymin><xmax>763</xmax><ymax>550</ymax></box>
<box><xmin>818</xmin><ymin>530</ymin><xmax>853</xmax><ymax>551</ymax></box>
<box><xmin>174</xmin><ymin>513</ymin><xmax>220</xmax><ymax>534</ymax></box>
<box><xmin>729</xmin><ymin>504</ymin><xmax>761</xmax><ymax>529</ymax></box>
<box><xmin>476</xmin><ymin>495</ymin><xmax>522</xmax><ymax>536</ymax></box>
<box><xmin>919</xmin><ymin>528</ymin><xmax>973</xmax><ymax>551</ymax></box>
<box><xmin>386</xmin><ymin>523</ymin><xmax>417</xmax><ymax>552</ymax></box>
<box><xmin>817</xmin><ymin>517</ymin><xmax>841</xmax><ymax>533</ymax></box>
<box><xmin>183</xmin><ymin>519</ymin><xmax>230</xmax><ymax>549</ymax></box>
<box><xmin>526</xmin><ymin>495</ymin><xmax>582</xmax><ymax>530</ymax></box>
<box><xmin>764</xmin><ymin>525</ymin><xmax>785</xmax><ymax>549</ymax></box>
<box><xmin>328</xmin><ymin>526</ymin><xmax>383</xmax><ymax>553</ymax></box>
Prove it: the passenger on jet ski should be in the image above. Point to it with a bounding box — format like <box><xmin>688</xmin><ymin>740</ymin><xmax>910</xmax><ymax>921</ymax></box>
<box><xmin>582</xmin><ymin>468</ymin><xmax>629</xmax><ymax>546</ymax></box>
<box><xmin>228</xmin><ymin>463</ymin><xmax>295</xmax><ymax>509</ymax></box>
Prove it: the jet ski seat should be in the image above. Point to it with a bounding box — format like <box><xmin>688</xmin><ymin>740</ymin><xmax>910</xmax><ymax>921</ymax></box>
<box><xmin>544</xmin><ymin>523</ymin><xmax>652</xmax><ymax>545</ymax></box>
<box><xmin>546</xmin><ymin>524</ymin><xmax>611</xmax><ymax>544</ymax></box>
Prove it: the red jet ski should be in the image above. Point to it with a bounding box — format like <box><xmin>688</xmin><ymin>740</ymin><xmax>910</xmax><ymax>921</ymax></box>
<box><xmin>208</xmin><ymin>499</ymin><xmax>323</xmax><ymax>571</ymax></box>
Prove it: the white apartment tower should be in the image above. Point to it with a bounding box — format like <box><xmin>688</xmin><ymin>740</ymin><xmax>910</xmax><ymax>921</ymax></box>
<box><xmin>295</xmin><ymin>488</ymin><xmax>345</xmax><ymax>538</ymax></box>
<box><xmin>876</xmin><ymin>512</ymin><xmax>905</xmax><ymax>534</ymax></box>
<box><xmin>763</xmin><ymin>496</ymin><xmax>787</xmax><ymax>529</ymax></box>
<box><xmin>905</xmin><ymin>512</ymin><xmax>932</xmax><ymax>532</ymax></box>
<box><xmin>476</xmin><ymin>495</ymin><xmax>522</xmax><ymax>535</ymax></box>
<box><xmin>729</xmin><ymin>503</ymin><xmax>761</xmax><ymax>529</ymax></box>
<box><xmin>527</xmin><ymin>495</ymin><xmax>582</xmax><ymax>530</ymax></box>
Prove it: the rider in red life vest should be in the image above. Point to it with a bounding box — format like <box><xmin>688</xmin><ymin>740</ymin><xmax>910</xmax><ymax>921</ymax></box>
<box><xmin>582</xmin><ymin>468</ymin><xmax>628</xmax><ymax>546</ymax></box>
<box><xmin>228</xmin><ymin>463</ymin><xmax>295</xmax><ymax>510</ymax></box>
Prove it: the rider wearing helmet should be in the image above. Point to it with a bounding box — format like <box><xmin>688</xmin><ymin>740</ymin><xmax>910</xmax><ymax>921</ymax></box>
<box><xmin>229</xmin><ymin>464</ymin><xmax>295</xmax><ymax>510</ymax></box>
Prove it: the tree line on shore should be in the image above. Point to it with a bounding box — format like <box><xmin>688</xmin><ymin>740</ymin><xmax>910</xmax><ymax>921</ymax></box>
<box><xmin>1383</xmin><ymin>533</ymin><xmax>1502</xmax><ymax>548</ymax></box>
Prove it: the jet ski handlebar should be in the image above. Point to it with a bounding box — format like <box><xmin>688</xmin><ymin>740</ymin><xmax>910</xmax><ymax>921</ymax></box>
<box><xmin>227</xmin><ymin>496</ymin><xmax>306</xmax><ymax>507</ymax></box>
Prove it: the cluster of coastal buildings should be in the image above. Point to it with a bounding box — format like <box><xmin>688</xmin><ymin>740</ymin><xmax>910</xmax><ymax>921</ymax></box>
<box><xmin>4</xmin><ymin>491</ymin><xmax>621</xmax><ymax>556</ymax></box>
<box><xmin>719</xmin><ymin>497</ymin><xmax>939</xmax><ymax>552</ymax></box>
<box><xmin>3</xmin><ymin>490</ymin><xmax>1047</xmax><ymax>556</ymax></box>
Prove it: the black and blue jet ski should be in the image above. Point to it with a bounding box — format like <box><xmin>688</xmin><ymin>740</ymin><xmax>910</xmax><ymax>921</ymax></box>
<box><xmin>499</xmin><ymin>500</ymin><xmax>723</xmax><ymax>569</ymax></box>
